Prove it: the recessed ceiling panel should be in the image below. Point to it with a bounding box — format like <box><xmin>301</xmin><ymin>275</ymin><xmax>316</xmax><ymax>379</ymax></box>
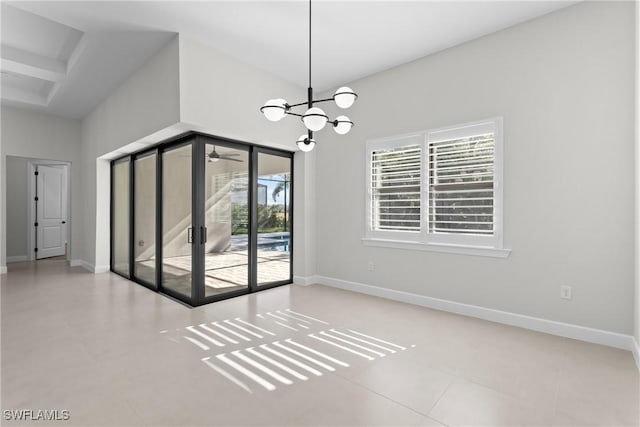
<box><xmin>1</xmin><ymin>71</ymin><xmax>49</xmax><ymax>93</ymax></box>
<box><xmin>1</xmin><ymin>4</ymin><xmax>82</xmax><ymax>61</ymax></box>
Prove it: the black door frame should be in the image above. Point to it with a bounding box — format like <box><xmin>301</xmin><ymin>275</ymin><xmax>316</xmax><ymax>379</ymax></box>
<box><xmin>110</xmin><ymin>131</ymin><xmax>294</xmax><ymax>307</ymax></box>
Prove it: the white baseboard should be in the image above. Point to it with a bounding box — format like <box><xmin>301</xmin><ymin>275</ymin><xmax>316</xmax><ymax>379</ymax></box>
<box><xmin>632</xmin><ymin>337</ymin><xmax>640</xmax><ymax>372</ymax></box>
<box><xmin>69</xmin><ymin>260</ymin><xmax>109</xmax><ymax>274</ymax></box>
<box><xmin>300</xmin><ymin>275</ymin><xmax>635</xmax><ymax>352</ymax></box>
<box><xmin>293</xmin><ymin>275</ymin><xmax>319</xmax><ymax>286</ymax></box>
<box><xmin>94</xmin><ymin>265</ymin><xmax>110</xmax><ymax>273</ymax></box>
<box><xmin>6</xmin><ymin>255</ymin><xmax>28</xmax><ymax>263</ymax></box>
<box><xmin>69</xmin><ymin>259</ymin><xmax>84</xmax><ymax>268</ymax></box>
<box><xmin>0</xmin><ymin>265</ymin><xmax>6</xmax><ymax>274</ymax></box>
<box><xmin>70</xmin><ymin>259</ymin><xmax>92</xmax><ymax>272</ymax></box>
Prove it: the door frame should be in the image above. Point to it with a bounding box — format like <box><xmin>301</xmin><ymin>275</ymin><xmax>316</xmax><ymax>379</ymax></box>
<box><xmin>27</xmin><ymin>159</ymin><xmax>71</xmax><ymax>261</ymax></box>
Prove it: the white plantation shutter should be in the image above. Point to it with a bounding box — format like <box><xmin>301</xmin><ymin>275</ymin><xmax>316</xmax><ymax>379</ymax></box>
<box><xmin>371</xmin><ymin>144</ymin><xmax>421</xmax><ymax>232</ymax></box>
<box><xmin>428</xmin><ymin>133</ymin><xmax>495</xmax><ymax>236</ymax></box>
<box><xmin>366</xmin><ymin>118</ymin><xmax>503</xmax><ymax>251</ymax></box>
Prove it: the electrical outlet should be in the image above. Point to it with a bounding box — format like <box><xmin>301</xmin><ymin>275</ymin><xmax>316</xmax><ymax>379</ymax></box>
<box><xmin>560</xmin><ymin>285</ymin><xmax>572</xmax><ymax>300</ymax></box>
<box><xmin>367</xmin><ymin>261</ymin><xmax>375</xmax><ymax>271</ymax></box>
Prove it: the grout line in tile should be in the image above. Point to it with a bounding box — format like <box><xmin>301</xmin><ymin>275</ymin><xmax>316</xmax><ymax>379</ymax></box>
<box><xmin>329</xmin><ymin>367</ymin><xmax>436</xmax><ymax>419</ymax></box>
<box><xmin>425</xmin><ymin>377</ymin><xmax>454</xmax><ymax>418</ymax></box>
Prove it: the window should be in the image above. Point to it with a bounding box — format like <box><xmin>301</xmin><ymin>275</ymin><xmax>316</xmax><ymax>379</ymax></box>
<box><xmin>365</xmin><ymin>118</ymin><xmax>508</xmax><ymax>257</ymax></box>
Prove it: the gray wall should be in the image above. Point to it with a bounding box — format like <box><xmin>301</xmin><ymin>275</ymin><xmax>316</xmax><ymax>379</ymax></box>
<box><xmin>5</xmin><ymin>157</ymin><xmax>28</xmax><ymax>259</ymax></box>
<box><xmin>635</xmin><ymin>0</ymin><xmax>640</xmax><ymax>349</ymax></box>
<box><xmin>1</xmin><ymin>107</ymin><xmax>82</xmax><ymax>266</ymax></box>
<box><xmin>178</xmin><ymin>37</ymin><xmax>301</xmax><ymax>152</ymax></box>
<box><xmin>315</xmin><ymin>1</ymin><xmax>635</xmax><ymax>334</ymax></box>
<box><xmin>81</xmin><ymin>35</ymin><xmax>181</xmax><ymax>271</ymax></box>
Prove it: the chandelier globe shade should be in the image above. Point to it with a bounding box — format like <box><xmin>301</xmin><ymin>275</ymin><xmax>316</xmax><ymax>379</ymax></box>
<box><xmin>333</xmin><ymin>116</ymin><xmax>353</xmax><ymax>135</ymax></box>
<box><xmin>260</xmin><ymin>99</ymin><xmax>288</xmax><ymax>122</ymax></box>
<box><xmin>333</xmin><ymin>87</ymin><xmax>357</xmax><ymax>109</ymax></box>
<box><xmin>302</xmin><ymin>107</ymin><xmax>328</xmax><ymax>131</ymax></box>
<box><xmin>296</xmin><ymin>134</ymin><xmax>316</xmax><ymax>152</ymax></box>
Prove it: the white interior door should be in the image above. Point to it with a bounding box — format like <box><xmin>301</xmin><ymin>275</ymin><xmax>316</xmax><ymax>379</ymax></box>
<box><xmin>36</xmin><ymin>165</ymin><xmax>68</xmax><ymax>259</ymax></box>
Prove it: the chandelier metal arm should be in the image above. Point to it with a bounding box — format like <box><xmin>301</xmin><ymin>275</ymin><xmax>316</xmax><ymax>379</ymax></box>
<box><xmin>286</xmin><ymin>97</ymin><xmax>340</xmax><ymax>110</ymax></box>
<box><xmin>286</xmin><ymin>101</ymin><xmax>309</xmax><ymax>108</ymax></box>
<box><xmin>310</xmin><ymin>97</ymin><xmax>335</xmax><ymax>104</ymax></box>
<box><xmin>283</xmin><ymin>109</ymin><xmax>342</xmax><ymax>123</ymax></box>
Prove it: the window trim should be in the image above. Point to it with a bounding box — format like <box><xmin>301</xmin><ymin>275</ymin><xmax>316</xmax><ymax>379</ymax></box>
<box><xmin>364</xmin><ymin>117</ymin><xmax>509</xmax><ymax>257</ymax></box>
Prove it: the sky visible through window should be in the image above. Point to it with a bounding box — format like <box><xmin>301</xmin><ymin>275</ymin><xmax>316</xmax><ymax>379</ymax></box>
<box><xmin>231</xmin><ymin>173</ymin><xmax>289</xmax><ymax>206</ymax></box>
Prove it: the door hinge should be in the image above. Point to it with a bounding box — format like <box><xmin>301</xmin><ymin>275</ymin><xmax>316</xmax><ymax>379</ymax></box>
<box><xmin>34</xmin><ymin>222</ymin><xmax>38</xmax><ymax>227</ymax></box>
<box><xmin>34</xmin><ymin>171</ymin><xmax>39</xmax><ymax>176</ymax></box>
<box><xmin>34</xmin><ymin>196</ymin><xmax>39</xmax><ymax>201</ymax></box>
<box><xmin>34</xmin><ymin>248</ymin><xmax>38</xmax><ymax>252</ymax></box>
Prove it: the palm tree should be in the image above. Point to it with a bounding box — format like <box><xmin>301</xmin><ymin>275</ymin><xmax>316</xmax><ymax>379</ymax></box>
<box><xmin>271</xmin><ymin>179</ymin><xmax>288</xmax><ymax>231</ymax></box>
<box><xmin>272</xmin><ymin>181</ymin><xmax>285</xmax><ymax>202</ymax></box>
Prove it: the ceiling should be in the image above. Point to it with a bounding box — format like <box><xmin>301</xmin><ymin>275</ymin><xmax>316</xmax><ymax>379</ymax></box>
<box><xmin>2</xmin><ymin>1</ymin><xmax>578</xmax><ymax>119</ymax></box>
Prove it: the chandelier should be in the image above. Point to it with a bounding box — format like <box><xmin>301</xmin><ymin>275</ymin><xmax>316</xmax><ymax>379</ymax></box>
<box><xmin>260</xmin><ymin>0</ymin><xmax>357</xmax><ymax>152</ymax></box>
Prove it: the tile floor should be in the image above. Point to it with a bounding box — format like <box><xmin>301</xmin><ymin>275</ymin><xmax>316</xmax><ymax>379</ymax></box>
<box><xmin>1</xmin><ymin>259</ymin><xmax>639</xmax><ymax>426</ymax></box>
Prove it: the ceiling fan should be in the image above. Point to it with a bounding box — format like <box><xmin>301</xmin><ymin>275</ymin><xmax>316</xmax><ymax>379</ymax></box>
<box><xmin>207</xmin><ymin>146</ymin><xmax>243</xmax><ymax>163</ymax></box>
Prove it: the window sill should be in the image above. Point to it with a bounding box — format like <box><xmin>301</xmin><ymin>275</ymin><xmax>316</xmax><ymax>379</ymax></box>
<box><xmin>361</xmin><ymin>238</ymin><xmax>511</xmax><ymax>258</ymax></box>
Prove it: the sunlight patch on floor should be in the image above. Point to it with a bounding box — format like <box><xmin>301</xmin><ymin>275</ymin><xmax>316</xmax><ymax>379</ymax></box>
<box><xmin>162</xmin><ymin>309</ymin><xmax>414</xmax><ymax>393</ymax></box>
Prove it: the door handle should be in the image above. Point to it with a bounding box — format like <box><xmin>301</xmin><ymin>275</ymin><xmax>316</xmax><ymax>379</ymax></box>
<box><xmin>201</xmin><ymin>227</ymin><xmax>207</xmax><ymax>244</ymax></box>
<box><xmin>61</xmin><ymin>221</ymin><xmax>66</xmax><ymax>224</ymax></box>
<box><xmin>187</xmin><ymin>227</ymin><xmax>193</xmax><ymax>244</ymax></box>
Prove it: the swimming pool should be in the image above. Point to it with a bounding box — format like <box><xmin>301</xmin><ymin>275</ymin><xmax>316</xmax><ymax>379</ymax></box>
<box><xmin>258</xmin><ymin>232</ymin><xmax>290</xmax><ymax>251</ymax></box>
<box><xmin>229</xmin><ymin>232</ymin><xmax>290</xmax><ymax>252</ymax></box>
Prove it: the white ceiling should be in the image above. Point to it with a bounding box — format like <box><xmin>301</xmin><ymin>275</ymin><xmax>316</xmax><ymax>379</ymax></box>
<box><xmin>1</xmin><ymin>3</ymin><xmax>174</xmax><ymax>118</ymax></box>
<box><xmin>2</xmin><ymin>1</ymin><xmax>578</xmax><ymax>119</ymax></box>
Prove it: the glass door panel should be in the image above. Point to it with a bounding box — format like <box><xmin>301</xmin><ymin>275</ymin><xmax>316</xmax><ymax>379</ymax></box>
<box><xmin>161</xmin><ymin>144</ymin><xmax>193</xmax><ymax>299</ymax></box>
<box><xmin>133</xmin><ymin>152</ymin><xmax>156</xmax><ymax>286</ymax></box>
<box><xmin>203</xmin><ymin>143</ymin><xmax>250</xmax><ymax>298</ymax></box>
<box><xmin>112</xmin><ymin>159</ymin><xmax>130</xmax><ymax>276</ymax></box>
<box><xmin>256</xmin><ymin>152</ymin><xmax>292</xmax><ymax>286</ymax></box>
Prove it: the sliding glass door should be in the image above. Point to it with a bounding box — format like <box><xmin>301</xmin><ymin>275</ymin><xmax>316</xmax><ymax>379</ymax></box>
<box><xmin>201</xmin><ymin>141</ymin><xmax>250</xmax><ymax>301</ymax></box>
<box><xmin>161</xmin><ymin>143</ymin><xmax>193</xmax><ymax>300</ymax></box>
<box><xmin>256</xmin><ymin>150</ymin><xmax>292</xmax><ymax>288</ymax></box>
<box><xmin>111</xmin><ymin>133</ymin><xmax>293</xmax><ymax>306</ymax></box>
<box><xmin>133</xmin><ymin>151</ymin><xmax>157</xmax><ymax>287</ymax></box>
